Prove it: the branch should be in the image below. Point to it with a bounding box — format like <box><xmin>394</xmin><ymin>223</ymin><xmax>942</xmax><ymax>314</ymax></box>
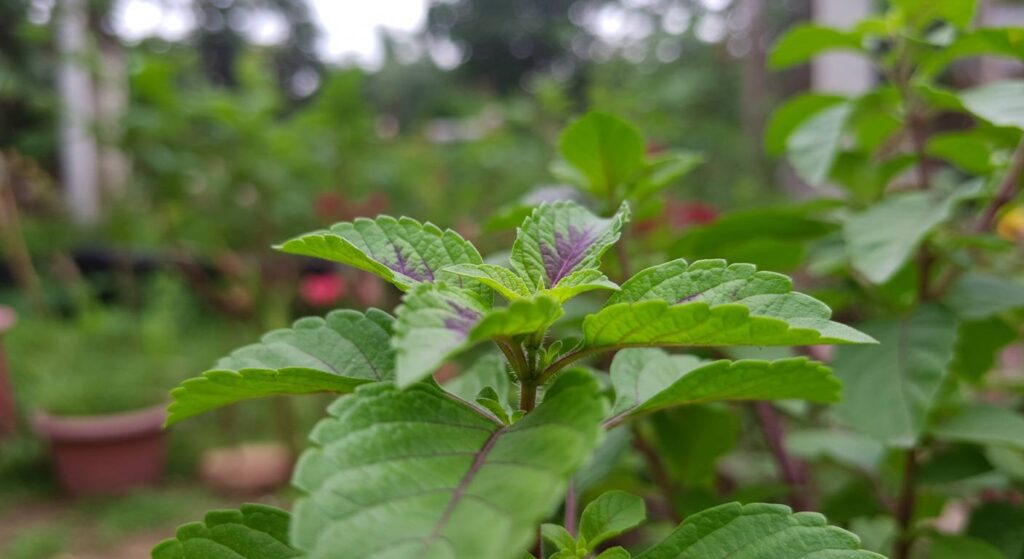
<box><xmin>755</xmin><ymin>402</ymin><xmax>811</xmax><ymax>511</ymax></box>
<box><xmin>976</xmin><ymin>137</ymin><xmax>1024</xmax><ymax>233</ymax></box>
<box><xmin>893</xmin><ymin>448</ymin><xmax>919</xmax><ymax>559</ymax></box>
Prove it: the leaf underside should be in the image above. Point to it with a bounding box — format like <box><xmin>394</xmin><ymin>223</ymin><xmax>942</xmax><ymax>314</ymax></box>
<box><xmin>290</xmin><ymin>371</ymin><xmax>606</xmax><ymax>559</ymax></box>
<box><xmin>608</xmin><ymin>348</ymin><xmax>841</xmax><ymax>425</ymax></box>
<box><xmin>152</xmin><ymin>504</ymin><xmax>299</xmax><ymax>559</ymax></box>
<box><xmin>277</xmin><ymin>215</ymin><xmax>489</xmax><ymax>300</ymax></box>
<box><xmin>166</xmin><ymin>309</ymin><xmax>395</xmax><ymax>425</ymax></box>
<box><xmin>392</xmin><ymin>283</ymin><xmax>562</xmax><ymax>387</ymax></box>
<box><xmin>834</xmin><ymin>304</ymin><xmax>957</xmax><ymax>448</ymax></box>
<box><xmin>586</xmin><ymin>259</ymin><xmax>873</xmax><ymax>350</ymax></box>
<box><xmin>635</xmin><ymin>502</ymin><xmax>883</xmax><ymax>558</ymax></box>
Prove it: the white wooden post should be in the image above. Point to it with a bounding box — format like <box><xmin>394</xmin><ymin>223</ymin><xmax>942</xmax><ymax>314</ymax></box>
<box><xmin>812</xmin><ymin>0</ymin><xmax>874</xmax><ymax>94</ymax></box>
<box><xmin>57</xmin><ymin>0</ymin><xmax>101</xmax><ymax>225</ymax></box>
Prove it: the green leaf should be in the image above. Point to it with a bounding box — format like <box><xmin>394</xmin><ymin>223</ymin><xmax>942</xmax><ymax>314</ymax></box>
<box><xmin>967</xmin><ymin>502</ymin><xmax>1024</xmax><ymax>559</ymax></box>
<box><xmin>787</xmin><ymin>102</ymin><xmax>852</xmax><ymax>186</ymax></box>
<box><xmin>650</xmin><ymin>406</ymin><xmax>739</xmax><ymax>487</ymax></box>
<box><xmin>635</xmin><ymin>502</ymin><xmax>883</xmax><ymax>558</ymax></box>
<box><xmin>765</xmin><ymin>94</ymin><xmax>847</xmax><ymax>156</ymax></box>
<box><xmin>166</xmin><ymin>309</ymin><xmax>394</xmax><ymax>425</ymax></box>
<box><xmin>510</xmin><ymin>201</ymin><xmax>629</xmax><ymax>290</ymax></box>
<box><xmin>844</xmin><ymin>189</ymin><xmax>968</xmax><ymax>284</ymax></box>
<box><xmin>944</xmin><ymin>273</ymin><xmax>1024</xmax><ymax>320</ymax></box>
<box><xmin>671</xmin><ymin>203</ymin><xmax>838</xmax><ymax>272</ymax></box>
<box><xmin>597</xmin><ymin>548</ymin><xmax>631</xmax><ymax>559</ymax></box>
<box><xmin>542</xmin><ymin>268</ymin><xmax>620</xmax><ymax>303</ymax></box>
<box><xmin>920</xmin><ymin>28</ymin><xmax>1024</xmax><ymax>77</ymax></box>
<box><xmin>277</xmin><ymin>216</ymin><xmax>488</xmax><ymax>298</ymax></box>
<box><xmin>951</xmin><ymin>317</ymin><xmax>1018</xmax><ymax>383</ymax></box>
<box><xmin>559</xmin><ymin>112</ymin><xmax>646</xmax><ymax>200</ymax></box>
<box><xmin>769</xmin><ymin>24</ymin><xmax>864</xmax><ymax>69</ymax></box>
<box><xmin>926</xmin><ymin>131</ymin><xmax>996</xmax><ymax>175</ymax></box>
<box><xmin>443</xmin><ymin>353</ymin><xmax>512</xmax><ymax>407</ymax></box>
<box><xmin>786</xmin><ymin>429</ymin><xmax>885</xmax><ymax>472</ymax></box>
<box><xmin>931</xmin><ymin>404</ymin><xmax>1024</xmax><ymax>450</ymax></box>
<box><xmin>607</xmin><ymin>348</ymin><xmax>840</xmax><ymax>425</ymax></box>
<box><xmin>393</xmin><ymin>284</ymin><xmax>562</xmax><ymax>387</ymax></box>
<box><xmin>894</xmin><ymin>0</ymin><xmax>978</xmax><ymax>28</ymax></box>
<box><xmin>291</xmin><ymin>371</ymin><xmax>607</xmax><ymax>559</ymax></box>
<box><xmin>152</xmin><ymin>504</ymin><xmax>299</xmax><ymax>559</ymax></box>
<box><xmin>585</xmin><ymin>260</ymin><xmax>873</xmax><ymax>352</ymax></box>
<box><xmin>631</xmin><ymin>151</ymin><xmax>703</xmax><ymax>201</ymax></box>
<box><xmin>961</xmin><ymin>80</ymin><xmax>1024</xmax><ymax>130</ymax></box>
<box><xmin>579</xmin><ymin>491</ymin><xmax>646</xmax><ymax>550</ymax></box>
<box><xmin>443</xmin><ymin>263</ymin><xmax>533</xmax><ymax>300</ymax></box>
<box><xmin>541</xmin><ymin>524</ymin><xmax>578</xmax><ymax>552</ymax></box>
<box><xmin>834</xmin><ymin>305</ymin><xmax>957</xmax><ymax>447</ymax></box>
<box><xmin>929</xmin><ymin>535</ymin><xmax>1006</xmax><ymax>559</ymax></box>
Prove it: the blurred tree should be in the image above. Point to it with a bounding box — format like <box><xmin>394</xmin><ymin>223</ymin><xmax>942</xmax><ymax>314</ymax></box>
<box><xmin>191</xmin><ymin>0</ymin><xmax>321</xmax><ymax>99</ymax></box>
<box><xmin>0</xmin><ymin>0</ymin><xmax>56</xmax><ymax>162</ymax></box>
<box><xmin>426</xmin><ymin>0</ymin><xmax>597</xmax><ymax>93</ymax></box>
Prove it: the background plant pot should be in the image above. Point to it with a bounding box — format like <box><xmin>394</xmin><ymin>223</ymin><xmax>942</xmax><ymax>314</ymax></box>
<box><xmin>32</xmin><ymin>403</ymin><xmax>167</xmax><ymax>496</ymax></box>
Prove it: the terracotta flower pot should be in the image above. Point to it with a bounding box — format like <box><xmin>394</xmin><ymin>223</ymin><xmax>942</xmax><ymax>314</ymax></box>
<box><xmin>33</xmin><ymin>403</ymin><xmax>167</xmax><ymax>496</ymax></box>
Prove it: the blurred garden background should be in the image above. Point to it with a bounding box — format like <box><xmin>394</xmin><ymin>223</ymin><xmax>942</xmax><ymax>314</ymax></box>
<box><xmin>2</xmin><ymin>0</ymin><xmax>1023</xmax><ymax>557</ymax></box>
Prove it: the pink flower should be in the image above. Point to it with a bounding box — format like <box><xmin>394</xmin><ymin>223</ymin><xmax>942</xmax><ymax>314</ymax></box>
<box><xmin>300</xmin><ymin>272</ymin><xmax>347</xmax><ymax>307</ymax></box>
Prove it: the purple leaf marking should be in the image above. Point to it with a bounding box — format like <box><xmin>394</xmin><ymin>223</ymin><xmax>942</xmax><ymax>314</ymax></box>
<box><xmin>541</xmin><ymin>225</ymin><xmax>598</xmax><ymax>285</ymax></box>
<box><xmin>391</xmin><ymin>246</ymin><xmax>434</xmax><ymax>282</ymax></box>
<box><xmin>443</xmin><ymin>302</ymin><xmax>482</xmax><ymax>335</ymax></box>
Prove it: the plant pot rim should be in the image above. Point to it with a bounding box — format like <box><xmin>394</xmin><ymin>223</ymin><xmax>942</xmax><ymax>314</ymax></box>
<box><xmin>33</xmin><ymin>402</ymin><xmax>167</xmax><ymax>442</ymax></box>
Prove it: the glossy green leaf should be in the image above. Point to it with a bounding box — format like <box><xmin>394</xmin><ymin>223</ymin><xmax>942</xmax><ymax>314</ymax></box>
<box><xmin>671</xmin><ymin>204</ymin><xmax>838</xmax><ymax>272</ymax></box>
<box><xmin>920</xmin><ymin>28</ymin><xmax>1024</xmax><ymax>77</ymax></box>
<box><xmin>787</xmin><ymin>102</ymin><xmax>852</xmax><ymax>186</ymax></box>
<box><xmin>925</xmin><ymin>131</ymin><xmax>996</xmax><ymax>175</ymax></box>
<box><xmin>277</xmin><ymin>216</ymin><xmax>488</xmax><ymax>299</ymax></box>
<box><xmin>559</xmin><ymin>112</ymin><xmax>646</xmax><ymax>199</ymax></box>
<box><xmin>844</xmin><ymin>189</ymin><xmax>968</xmax><ymax>284</ymax></box>
<box><xmin>444</xmin><ymin>263</ymin><xmax>532</xmax><ymax>300</ymax></box>
<box><xmin>894</xmin><ymin>0</ymin><xmax>977</xmax><ymax>28</ymax></box>
<box><xmin>541</xmin><ymin>268</ymin><xmax>619</xmax><ymax>302</ymax></box>
<box><xmin>786</xmin><ymin>429</ymin><xmax>885</xmax><ymax>472</ymax></box>
<box><xmin>769</xmin><ymin>24</ymin><xmax>864</xmax><ymax>69</ymax></box>
<box><xmin>765</xmin><ymin>94</ymin><xmax>847</xmax><ymax>156</ymax></box>
<box><xmin>951</xmin><ymin>317</ymin><xmax>1018</xmax><ymax>383</ymax></box>
<box><xmin>510</xmin><ymin>201</ymin><xmax>629</xmax><ymax>291</ymax></box>
<box><xmin>585</xmin><ymin>259</ymin><xmax>873</xmax><ymax>352</ymax></box>
<box><xmin>944</xmin><ymin>273</ymin><xmax>1024</xmax><ymax>320</ymax></box>
<box><xmin>291</xmin><ymin>371</ymin><xmax>607</xmax><ymax>559</ymax></box>
<box><xmin>597</xmin><ymin>548</ymin><xmax>631</xmax><ymax>559</ymax></box>
<box><xmin>152</xmin><ymin>504</ymin><xmax>299</xmax><ymax>559</ymax></box>
<box><xmin>166</xmin><ymin>309</ymin><xmax>394</xmax><ymax>425</ymax></box>
<box><xmin>579</xmin><ymin>491</ymin><xmax>646</xmax><ymax>550</ymax></box>
<box><xmin>541</xmin><ymin>524</ymin><xmax>578</xmax><ymax>553</ymax></box>
<box><xmin>631</xmin><ymin>151</ymin><xmax>703</xmax><ymax>200</ymax></box>
<box><xmin>929</xmin><ymin>535</ymin><xmax>1006</xmax><ymax>559</ymax></box>
<box><xmin>393</xmin><ymin>283</ymin><xmax>562</xmax><ymax>387</ymax></box>
<box><xmin>931</xmin><ymin>404</ymin><xmax>1024</xmax><ymax>450</ymax></box>
<box><xmin>607</xmin><ymin>348</ymin><xmax>840</xmax><ymax>425</ymax></box>
<box><xmin>961</xmin><ymin>80</ymin><xmax>1024</xmax><ymax>130</ymax></box>
<box><xmin>635</xmin><ymin>502</ymin><xmax>883</xmax><ymax>558</ymax></box>
<box><xmin>650</xmin><ymin>405</ymin><xmax>739</xmax><ymax>487</ymax></box>
<box><xmin>834</xmin><ymin>305</ymin><xmax>957</xmax><ymax>447</ymax></box>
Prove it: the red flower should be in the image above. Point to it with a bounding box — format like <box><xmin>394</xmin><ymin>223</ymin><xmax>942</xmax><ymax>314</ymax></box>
<box><xmin>300</xmin><ymin>272</ymin><xmax>347</xmax><ymax>307</ymax></box>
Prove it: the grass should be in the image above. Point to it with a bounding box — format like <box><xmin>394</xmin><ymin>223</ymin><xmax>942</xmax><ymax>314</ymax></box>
<box><xmin>1</xmin><ymin>524</ymin><xmax>68</xmax><ymax>559</ymax></box>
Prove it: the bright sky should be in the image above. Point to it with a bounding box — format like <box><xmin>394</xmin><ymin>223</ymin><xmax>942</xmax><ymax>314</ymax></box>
<box><xmin>110</xmin><ymin>0</ymin><xmax>430</xmax><ymax>69</ymax></box>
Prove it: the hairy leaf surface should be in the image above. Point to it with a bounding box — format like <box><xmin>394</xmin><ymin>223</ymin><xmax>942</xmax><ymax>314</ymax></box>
<box><xmin>607</xmin><ymin>348</ymin><xmax>841</xmax><ymax>425</ymax></box>
<box><xmin>585</xmin><ymin>260</ymin><xmax>873</xmax><ymax>351</ymax></box>
<box><xmin>167</xmin><ymin>309</ymin><xmax>394</xmax><ymax>424</ymax></box>
<box><xmin>291</xmin><ymin>371</ymin><xmax>606</xmax><ymax>559</ymax></box>
<box><xmin>278</xmin><ymin>216</ymin><xmax>488</xmax><ymax>299</ymax></box>
<box><xmin>635</xmin><ymin>502</ymin><xmax>883</xmax><ymax>558</ymax></box>
<box><xmin>393</xmin><ymin>284</ymin><xmax>562</xmax><ymax>386</ymax></box>
<box><xmin>152</xmin><ymin>504</ymin><xmax>299</xmax><ymax>559</ymax></box>
<box><xmin>834</xmin><ymin>305</ymin><xmax>957</xmax><ymax>447</ymax></box>
<box><xmin>510</xmin><ymin>201</ymin><xmax>628</xmax><ymax>290</ymax></box>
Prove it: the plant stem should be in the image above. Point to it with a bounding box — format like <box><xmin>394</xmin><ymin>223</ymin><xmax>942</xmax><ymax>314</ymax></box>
<box><xmin>632</xmin><ymin>426</ymin><xmax>683</xmax><ymax>523</ymax></box>
<box><xmin>564</xmin><ymin>479</ymin><xmax>578</xmax><ymax>536</ymax></box>
<box><xmin>755</xmin><ymin>402</ymin><xmax>811</xmax><ymax>511</ymax></box>
<box><xmin>894</xmin><ymin>448</ymin><xmax>918</xmax><ymax>559</ymax></box>
<box><xmin>976</xmin><ymin>137</ymin><xmax>1024</xmax><ymax>232</ymax></box>
<box><xmin>519</xmin><ymin>379</ymin><xmax>538</xmax><ymax>413</ymax></box>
